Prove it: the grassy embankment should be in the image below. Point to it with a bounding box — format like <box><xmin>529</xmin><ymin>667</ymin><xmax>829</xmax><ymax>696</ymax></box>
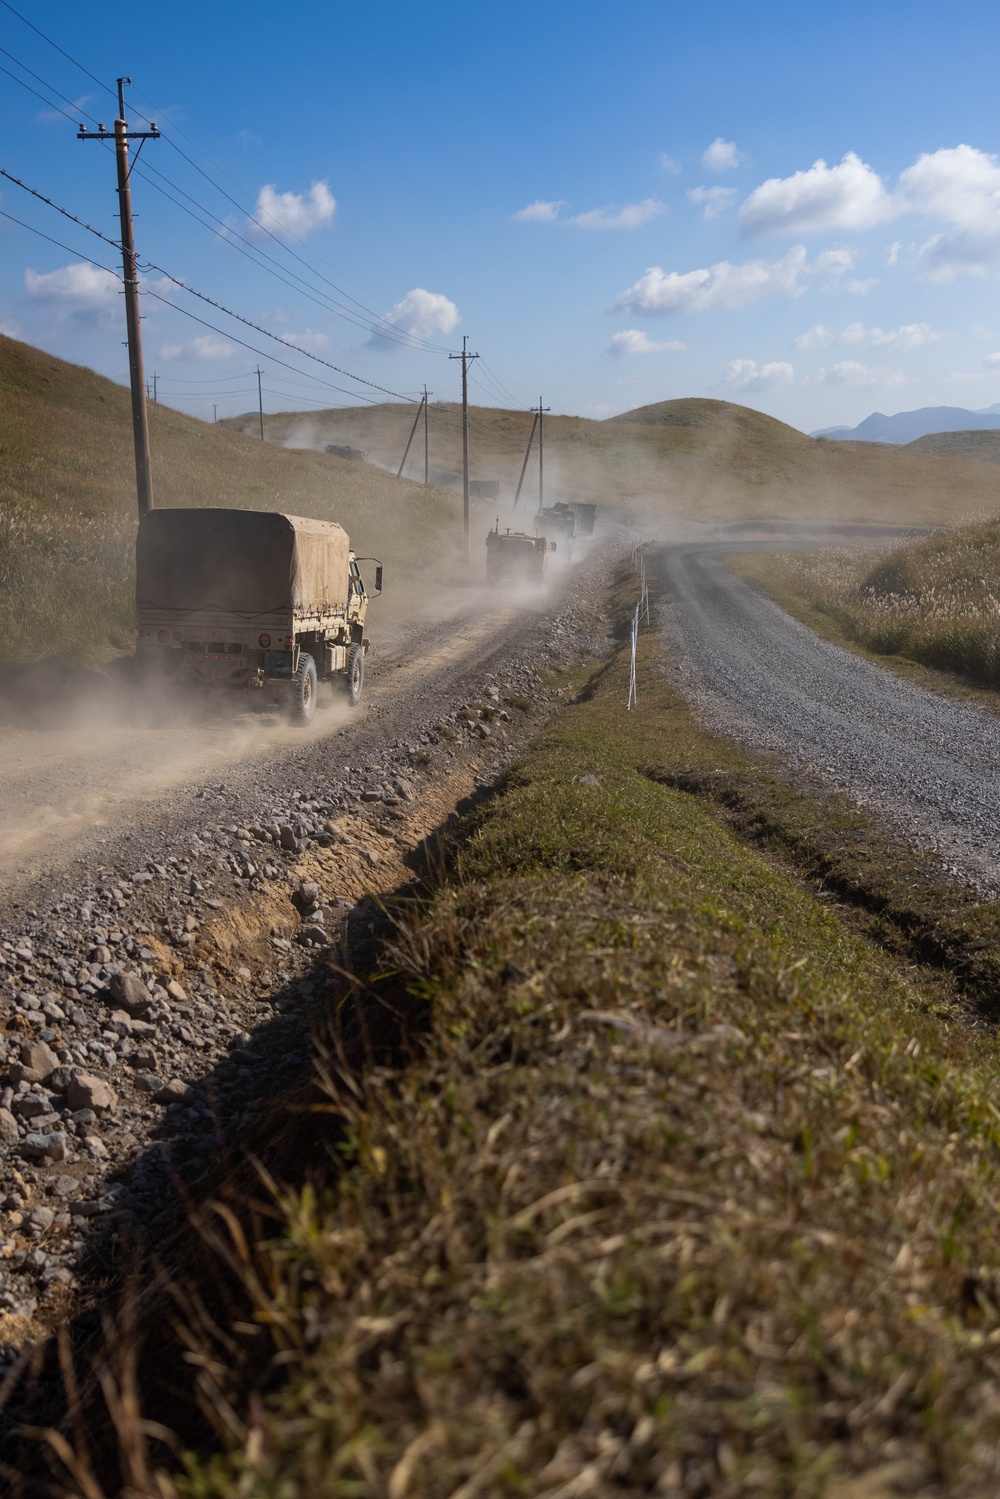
<box><xmin>0</xmin><ymin>335</ymin><xmax>463</xmax><ymax>668</ymax></box>
<box><xmin>228</xmin><ymin>395</ymin><xmax>1000</xmax><ymax>535</ymax></box>
<box><xmin>43</xmin><ymin>565</ymin><xmax>1000</xmax><ymax>1498</ymax></box>
<box><xmin>734</xmin><ymin>519</ymin><xmax>1000</xmax><ymax>696</ymax></box>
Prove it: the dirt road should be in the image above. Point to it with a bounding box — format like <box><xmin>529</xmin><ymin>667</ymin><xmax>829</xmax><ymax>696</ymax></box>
<box><xmin>657</xmin><ymin>542</ymin><xmax>1000</xmax><ymax>895</ymax></box>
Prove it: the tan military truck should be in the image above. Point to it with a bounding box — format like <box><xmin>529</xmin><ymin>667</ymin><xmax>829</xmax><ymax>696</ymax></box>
<box><xmin>534</xmin><ymin>502</ymin><xmax>576</xmax><ymax>559</ymax></box>
<box><xmin>485</xmin><ymin>524</ymin><xmax>554</xmax><ymax>588</ymax></box>
<box><xmin>135</xmin><ymin>508</ymin><xmax>381</xmax><ymax>725</ymax></box>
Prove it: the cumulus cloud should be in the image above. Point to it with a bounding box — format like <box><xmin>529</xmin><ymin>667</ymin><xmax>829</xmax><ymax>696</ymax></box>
<box><xmin>279</xmin><ymin>329</ymin><xmax>329</xmax><ymax>353</ymax></box>
<box><xmin>718</xmin><ymin>358</ymin><xmax>794</xmax><ymax>392</ymax></box>
<box><xmin>702</xmin><ymin>138</ymin><xmax>744</xmax><ymax>172</ymax></box>
<box><xmin>846</xmin><ymin>277</ymin><xmax>878</xmax><ymax>294</ymax></box>
<box><xmin>895</xmin><ymin>144</ymin><xmax>1000</xmax><ymax>279</ymax></box>
<box><xmin>369</xmin><ymin>288</ymin><xmax>459</xmax><ymax>350</ymax></box>
<box><xmin>612</xmin><ymin>245</ymin><xmax>810</xmax><ymax>316</ymax></box>
<box><xmin>793</xmin><ymin>320</ymin><xmax>938</xmax><ymax>352</ymax></box>
<box><xmin>739</xmin><ymin>152</ymin><xmax>893</xmax><ymax>238</ymax></box>
<box><xmin>687</xmin><ymin>186</ymin><xmax>737</xmax><ymax>220</ymax></box>
<box><xmin>567</xmin><ymin>198</ymin><xmax>666</xmax><ymax>230</ymax></box>
<box><xmin>24</xmin><ymin>262</ymin><xmax>120</xmax><ymax>322</ymax></box>
<box><xmin>160</xmin><ymin>334</ymin><xmax>236</xmax><ymax>361</ymax></box>
<box><xmin>249</xmin><ymin>180</ymin><xmax>336</xmax><ymax>240</ymax></box>
<box><xmin>607</xmin><ymin>329</ymin><xmax>687</xmax><ymax>356</ymax></box>
<box><xmin>659</xmin><ymin>153</ymin><xmax>682</xmax><ymax>174</ymax></box>
<box><xmin>984</xmin><ymin>352</ymin><xmax>1000</xmax><ymax>367</ymax></box>
<box><xmin>512</xmin><ymin>199</ymin><xmax>565</xmax><ymax>222</ymax></box>
<box><xmin>810</xmin><ymin>360</ymin><xmax>906</xmax><ymax>388</ymax></box>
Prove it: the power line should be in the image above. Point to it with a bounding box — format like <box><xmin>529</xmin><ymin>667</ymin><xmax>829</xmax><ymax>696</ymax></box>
<box><xmin>0</xmin><ymin>0</ymin><xmax>115</xmax><ymax>100</ymax></box>
<box><xmin>0</xmin><ymin>168</ymin><xmax>122</xmax><ymax>255</ymax></box>
<box><xmin>0</xmin><ymin>204</ymin><xmax>120</xmax><ymax>281</ymax></box>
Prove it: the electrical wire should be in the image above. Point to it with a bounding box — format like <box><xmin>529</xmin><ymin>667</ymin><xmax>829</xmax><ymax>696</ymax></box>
<box><xmin>0</xmin><ymin>204</ymin><xmax>120</xmax><ymax>280</ymax></box>
<box><xmin>0</xmin><ymin>0</ymin><xmax>115</xmax><ymax>101</ymax></box>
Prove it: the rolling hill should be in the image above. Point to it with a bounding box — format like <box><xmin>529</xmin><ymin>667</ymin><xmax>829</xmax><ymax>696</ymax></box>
<box><xmin>905</xmin><ymin>429</ymin><xmax>1000</xmax><ymax>466</ymax></box>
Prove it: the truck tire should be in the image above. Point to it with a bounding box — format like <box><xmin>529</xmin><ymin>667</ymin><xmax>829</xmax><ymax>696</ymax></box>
<box><xmin>346</xmin><ymin>643</ymin><xmax>364</xmax><ymax>705</ymax></box>
<box><xmin>290</xmin><ymin>652</ymin><xmax>317</xmax><ymax>726</ymax></box>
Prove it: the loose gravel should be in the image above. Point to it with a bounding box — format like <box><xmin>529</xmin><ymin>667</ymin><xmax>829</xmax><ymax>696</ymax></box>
<box><xmin>0</xmin><ymin>542</ymin><xmax>620</xmax><ymax>1375</ymax></box>
<box><xmin>658</xmin><ymin>543</ymin><xmax>1000</xmax><ymax>897</ymax></box>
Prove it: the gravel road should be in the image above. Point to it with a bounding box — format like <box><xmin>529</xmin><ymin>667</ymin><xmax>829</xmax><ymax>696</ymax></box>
<box><xmin>0</xmin><ymin>542</ymin><xmax>619</xmax><ymax>1374</ymax></box>
<box><xmin>657</xmin><ymin>542</ymin><xmax>1000</xmax><ymax>895</ymax></box>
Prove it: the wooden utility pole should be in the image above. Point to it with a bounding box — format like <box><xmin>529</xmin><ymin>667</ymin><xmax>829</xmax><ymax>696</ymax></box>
<box><xmin>423</xmin><ymin>383</ymin><xmax>430</xmax><ymax>485</ymax></box>
<box><xmin>397</xmin><ymin>391</ymin><xmax>426</xmax><ymax>478</ymax></box>
<box><xmin>449</xmin><ymin>337</ymin><xmax>479</xmax><ymax>562</ymax></box>
<box><xmin>256</xmin><ymin>366</ymin><xmax>265</xmax><ymax>440</ymax></box>
<box><xmin>152</xmin><ymin>370</ymin><xmax>158</xmax><ymax>403</ymax></box>
<box><xmin>79</xmin><ymin>78</ymin><xmax>159</xmax><ymax>517</ymax></box>
<box><xmin>537</xmin><ymin>396</ymin><xmax>550</xmax><ymax>507</ymax></box>
<box><xmin>513</xmin><ymin>411</ymin><xmax>539</xmax><ymax>510</ymax></box>
<box><xmin>213</xmin><ymin>404</ymin><xmax>218</xmax><ymax>424</ymax></box>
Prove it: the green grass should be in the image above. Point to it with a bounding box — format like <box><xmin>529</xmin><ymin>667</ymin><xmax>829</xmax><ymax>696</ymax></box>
<box><xmin>40</xmin><ymin>563</ymin><xmax>1000</xmax><ymax>1499</ymax></box>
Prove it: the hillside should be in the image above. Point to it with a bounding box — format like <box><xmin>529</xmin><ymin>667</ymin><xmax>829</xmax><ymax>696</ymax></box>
<box><xmin>227</xmin><ymin>394</ymin><xmax>1000</xmax><ymax>531</ymax></box>
<box><xmin>0</xmin><ymin>334</ymin><xmax>464</xmax><ymax>664</ymax></box>
<box><xmin>906</xmin><ymin>429</ymin><xmax>1000</xmax><ymax>466</ymax></box>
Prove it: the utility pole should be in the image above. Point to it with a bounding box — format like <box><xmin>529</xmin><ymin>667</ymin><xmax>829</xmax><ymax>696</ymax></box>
<box><xmin>537</xmin><ymin>396</ymin><xmax>550</xmax><ymax>507</ymax></box>
<box><xmin>513</xmin><ymin>410</ymin><xmax>539</xmax><ymax>511</ymax></box>
<box><xmin>213</xmin><ymin>404</ymin><xmax>218</xmax><ymax>424</ymax></box>
<box><xmin>423</xmin><ymin>383</ymin><xmax>430</xmax><ymax>485</ymax></box>
<box><xmin>449</xmin><ymin>336</ymin><xmax>479</xmax><ymax>562</ymax></box>
<box><xmin>256</xmin><ymin>366</ymin><xmax>265</xmax><ymax>440</ymax></box>
<box><xmin>152</xmin><ymin>370</ymin><xmax>157</xmax><ymax>403</ymax></box>
<box><xmin>397</xmin><ymin>390</ymin><xmax>426</xmax><ymax>479</ymax></box>
<box><xmin>79</xmin><ymin>79</ymin><xmax>159</xmax><ymax>517</ymax></box>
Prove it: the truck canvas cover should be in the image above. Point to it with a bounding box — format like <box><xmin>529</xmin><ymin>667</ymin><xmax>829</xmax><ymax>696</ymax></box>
<box><xmin>136</xmin><ymin>508</ymin><xmax>351</xmax><ymax>617</ymax></box>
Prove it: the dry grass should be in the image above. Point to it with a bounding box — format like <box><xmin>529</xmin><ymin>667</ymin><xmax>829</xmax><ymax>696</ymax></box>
<box><xmin>34</xmin><ymin>565</ymin><xmax>1000</xmax><ymax>1498</ymax></box>
<box><xmin>0</xmin><ymin>335</ymin><xmax>464</xmax><ymax>666</ymax></box>
<box><xmin>229</xmin><ymin>395</ymin><xmax>1000</xmax><ymax>533</ymax></box>
<box><xmin>736</xmin><ymin>521</ymin><xmax>1000</xmax><ymax>689</ymax></box>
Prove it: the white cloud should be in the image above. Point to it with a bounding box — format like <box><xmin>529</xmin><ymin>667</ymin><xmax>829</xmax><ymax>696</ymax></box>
<box><xmin>895</xmin><ymin>145</ymin><xmax>1000</xmax><ymax>279</ymax></box>
<box><xmin>612</xmin><ymin>245</ymin><xmax>809</xmax><ymax>316</ymax></box>
<box><xmin>810</xmin><ymin>360</ymin><xmax>906</xmax><ymax>389</ymax></box>
<box><xmin>279</xmin><ymin>329</ymin><xmax>329</xmax><ymax>353</ymax></box>
<box><xmin>846</xmin><ymin>277</ymin><xmax>878</xmax><ymax>294</ymax></box>
<box><xmin>24</xmin><ymin>262</ymin><xmax>120</xmax><ymax>322</ymax></box>
<box><xmin>718</xmin><ymin>358</ymin><xmax>794</xmax><ymax>392</ymax></box>
<box><xmin>984</xmin><ymin>352</ymin><xmax>1000</xmax><ymax>367</ymax></box>
<box><xmin>370</xmin><ymin>287</ymin><xmax>459</xmax><ymax>349</ymax></box>
<box><xmin>793</xmin><ymin>321</ymin><xmax>938</xmax><ymax>352</ymax></box>
<box><xmin>813</xmin><ymin>248</ymin><xmax>856</xmax><ymax>276</ymax></box>
<box><xmin>886</xmin><ymin>240</ymin><xmax>901</xmax><ymax>266</ymax></box>
<box><xmin>160</xmin><ymin>335</ymin><xmax>236</xmax><ymax>361</ymax></box>
<box><xmin>608</xmin><ymin>329</ymin><xmax>686</xmax><ymax>356</ymax></box>
<box><xmin>687</xmin><ymin>185</ymin><xmax>737</xmax><ymax>220</ymax></box>
<box><xmin>702</xmin><ymin>138</ymin><xmax>744</xmax><ymax>172</ymax></box>
<box><xmin>512</xmin><ymin>199</ymin><xmax>565</xmax><ymax>223</ymax></box>
<box><xmin>739</xmin><ymin>152</ymin><xmax>893</xmax><ymax>238</ymax></box>
<box><xmin>659</xmin><ymin>153</ymin><xmax>682</xmax><ymax>174</ymax></box>
<box><xmin>249</xmin><ymin>180</ymin><xmax>336</xmax><ymax>240</ymax></box>
<box><xmin>567</xmin><ymin>198</ymin><xmax>666</xmax><ymax>230</ymax></box>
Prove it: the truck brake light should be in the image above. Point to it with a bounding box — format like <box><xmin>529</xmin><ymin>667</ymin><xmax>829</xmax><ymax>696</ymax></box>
<box><xmin>157</xmin><ymin>629</ymin><xmax>170</xmax><ymax>642</ymax></box>
<box><xmin>259</xmin><ymin>633</ymin><xmax>271</xmax><ymax>647</ymax></box>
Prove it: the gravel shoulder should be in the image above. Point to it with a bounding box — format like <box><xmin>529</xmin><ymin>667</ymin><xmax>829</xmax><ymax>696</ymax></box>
<box><xmin>657</xmin><ymin>542</ymin><xmax>1000</xmax><ymax>896</ymax></box>
<box><xmin>0</xmin><ymin>541</ymin><xmax>620</xmax><ymax>1372</ymax></box>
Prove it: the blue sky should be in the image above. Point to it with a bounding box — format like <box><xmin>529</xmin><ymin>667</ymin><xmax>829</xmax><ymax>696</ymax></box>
<box><xmin>6</xmin><ymin>0</ymin><xmax>1000</xmax><ymax>432</ymax></box>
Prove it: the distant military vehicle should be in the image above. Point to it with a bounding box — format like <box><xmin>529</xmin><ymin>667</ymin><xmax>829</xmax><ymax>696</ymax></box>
<box><xmin>486</xmin><ymin>525</ymin><xmax>554</xmax><ymax>588</ymax></box>
<box><xmin>135</xmin><ymin>508</ymin><xmax>381</xmax><ymax>725</ymax></box>
<box><xmin>535</xmin><ymin>502</ymin><xmax>577</xmax><ymax>558</ymax></box>
<box><xmin>324</xmin><ymin>443</ymin><xmax>367</xmax><ymax>462</ymax></box>
<box><xmin>570</xmin><ymin>502</ymin><xmax>597</xmax><ymax>536</ymax></box>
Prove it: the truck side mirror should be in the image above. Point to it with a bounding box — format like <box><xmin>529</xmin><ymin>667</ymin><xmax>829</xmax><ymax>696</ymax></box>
<box><xmin>375</xmin><ymin>564</ymin><xmax>383</xmax><ymax>594</ymax></box>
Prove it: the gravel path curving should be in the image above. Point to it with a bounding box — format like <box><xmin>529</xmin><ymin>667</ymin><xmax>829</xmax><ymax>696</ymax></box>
<box><xmin>657</xmin><ymin>543</ymin><xmax>1000</xmax><ymax>897</ymax></box>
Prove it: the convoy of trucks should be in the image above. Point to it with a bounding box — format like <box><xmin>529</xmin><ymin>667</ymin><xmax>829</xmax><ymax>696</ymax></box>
<box><xmin>485</xmin><ymin>526</ymin><xmax>554</xmax><ymax>588</ymax></box>
<box><xmin>135</xmin><ymin>508</ymin><xmax>381</xmax><ymax>726</ymax></box>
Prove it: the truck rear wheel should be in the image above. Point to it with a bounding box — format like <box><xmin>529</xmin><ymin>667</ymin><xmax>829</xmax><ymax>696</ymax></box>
<box><xmin>346</xmin><ymin>643</ymin><xmax>364</xmax><ymax>705</ymax></box>
<box><xmin>290</xmin><ymin>652</ymin><xmax>317</xmax><ymax>726</ymax></box>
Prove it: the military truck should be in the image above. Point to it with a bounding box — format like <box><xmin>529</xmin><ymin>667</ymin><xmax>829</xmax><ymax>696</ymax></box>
<box><xmin>486</xmin><ymin>525</ymin><xmax>554</xmax><ymax>588</ymax></box>
<box><xmin>570</xmin><ymin>502</ymin><xmax>597</xmax><ymax>536</ymax></box>
<box><xmin>135</xmin><ymin>508</ymin><xmax>381</xmax><ymax>726</ymax></box>
<box><xmin>534</xmin><ymin>502</ymin><xmax>577</xmax><ymax>559</ymax></box>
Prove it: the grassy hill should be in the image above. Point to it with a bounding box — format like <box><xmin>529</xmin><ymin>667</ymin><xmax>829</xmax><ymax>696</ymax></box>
<box><xmin>226</xmin><ymin>394</ymin><xmax>1000</xmax><ymax>532</ymax></box>
<box><xmin>906</xmin><ymin>429</ymin><xmax>1000</xmax><ymax>466</ymax></box>
<box><xmin>0</xmin><ymin>335</ymin><xmax>463</xmax><ymax>665</ymax></box>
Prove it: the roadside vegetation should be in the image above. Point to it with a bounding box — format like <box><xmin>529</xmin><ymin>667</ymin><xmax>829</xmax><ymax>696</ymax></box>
<box><xmin>735</xmin><ymin>520</ymin><xmax>1000</xmax><ymax>692</ymax></box>
<box><xmin>29</xmin><ymin>564</ymin><xmax>1000</xmax><ymax>1498</ymax></box>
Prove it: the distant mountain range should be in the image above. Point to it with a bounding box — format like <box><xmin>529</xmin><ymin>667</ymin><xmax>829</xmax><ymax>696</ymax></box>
<box><xmin>813</xmin><ymin>404</ymin><xmax>1000</xmax><ymax>444</ymax></box>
